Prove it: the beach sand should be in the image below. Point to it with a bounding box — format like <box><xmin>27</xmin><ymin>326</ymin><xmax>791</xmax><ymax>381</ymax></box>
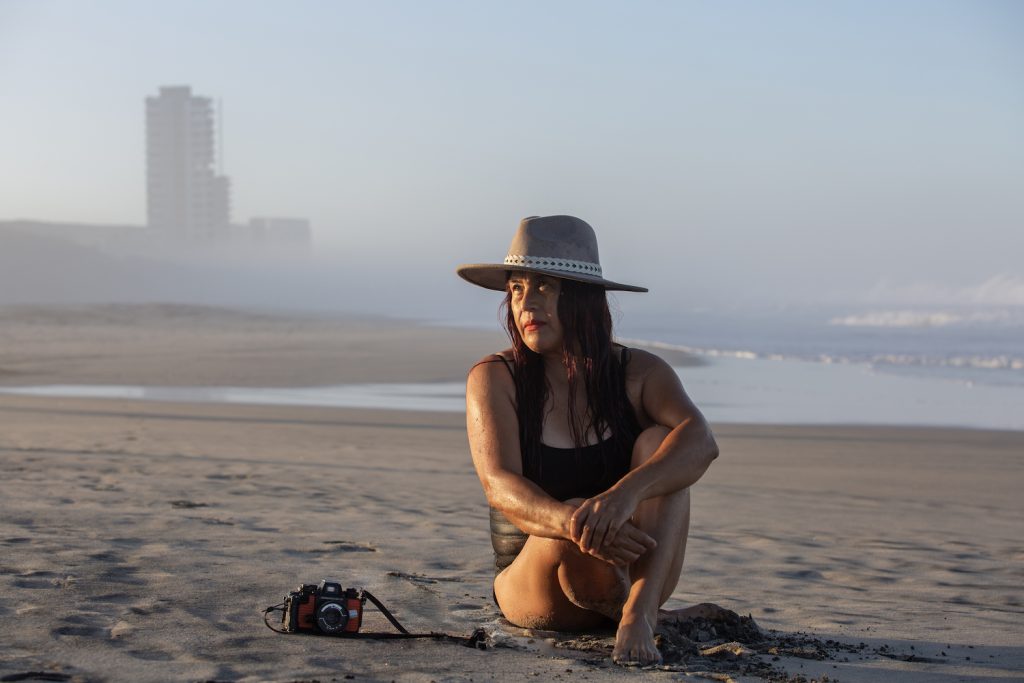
<box><xmin>1</xmin><ymin>305</ymin><xmax>1021</xmax><ymax>682</ymax></box>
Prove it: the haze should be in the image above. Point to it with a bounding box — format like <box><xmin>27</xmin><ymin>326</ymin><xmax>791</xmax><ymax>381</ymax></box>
<box><xmin>1</xmin><ymin>0</ymin><xmax>1022</xmax><ymax>321</ymax></box>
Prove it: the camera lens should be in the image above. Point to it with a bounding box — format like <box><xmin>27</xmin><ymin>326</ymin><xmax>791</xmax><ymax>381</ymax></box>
<box><xmin>316</xmin><ymin>602</ymin><xmax>348</xmax><ymax>633</ymax></box>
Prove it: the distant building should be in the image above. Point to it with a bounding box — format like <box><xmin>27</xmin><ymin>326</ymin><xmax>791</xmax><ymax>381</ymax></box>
<box><xmin>145</xmin><ymin>86</ymin><xmax>231</xmax><ymax>239</ymax></box>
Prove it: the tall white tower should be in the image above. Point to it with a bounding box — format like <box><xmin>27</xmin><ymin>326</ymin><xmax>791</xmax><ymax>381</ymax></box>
<box><xmin>145</xmin><ymin>86</ymin><xmax>231</xmax><ymax>239</ymax></box>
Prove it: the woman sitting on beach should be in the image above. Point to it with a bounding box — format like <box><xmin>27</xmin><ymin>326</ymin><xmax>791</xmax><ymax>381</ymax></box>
<box><xmin>457</xmin><ymin>215</ymin><xmax>721</xmax><ymax>666</ymax></box>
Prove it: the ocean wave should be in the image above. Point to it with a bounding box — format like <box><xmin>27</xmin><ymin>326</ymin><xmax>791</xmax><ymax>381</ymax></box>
<box><xmin>871</xmin><ymin>354</ymin><xmax>1024</xmax><ymax>372</ymax></box>
<box><xmin>618</xmin><ymin>338</ymin><xmax>759</xmax><ymax>360</ymax></box>
<box><xmin>828</xmin><ymin>309</ymin><xmax>1022</xmax><ymax>328</ymax></box>
<box><xmin>620</xmin><ymin>337</ymin><xmax>1024</xmax><ymax>374</ymax></box>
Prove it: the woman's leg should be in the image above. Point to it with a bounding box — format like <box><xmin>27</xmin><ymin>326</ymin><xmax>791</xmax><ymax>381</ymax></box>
<box><xmin>494</xmin><ymin>426</ymin><xmax>693</xmax><ymax>662</ymax></box>
<box><xmin>613</xmin><ymin>425</ymin><xmax>692</xmax><ymax>665</ymax></box>
<box><xmin>493</xmin><ymin>499</ymin><xmax>629</xmax><ymax>631</ymax></box>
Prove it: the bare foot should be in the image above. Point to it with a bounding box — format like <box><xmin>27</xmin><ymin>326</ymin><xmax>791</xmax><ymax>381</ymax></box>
<box><xmin>612</xmin><ymin>614</ymin><xmax>662</xmax><ymax>666</ymax></box>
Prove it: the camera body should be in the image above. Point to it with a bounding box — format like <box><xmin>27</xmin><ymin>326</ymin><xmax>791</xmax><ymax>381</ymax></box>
<box><xmin>282</xmin><ymin>579</ymin><xmax>364</xmax><ymax>635</ymax></box>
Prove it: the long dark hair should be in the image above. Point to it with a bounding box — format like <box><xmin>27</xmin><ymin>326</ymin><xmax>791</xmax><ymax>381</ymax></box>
<box><xmin>502</xmin><ymin>277</ymin><xmax>639</xmax><ymax>481</ymax></box>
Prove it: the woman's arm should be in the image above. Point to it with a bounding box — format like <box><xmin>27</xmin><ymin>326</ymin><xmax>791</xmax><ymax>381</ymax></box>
<box><xmin>616</xmin><ymin>350</ymin><xmax>719</xmax><ymax>499</ymax></box>
<box><xmin>465</xmin><ymin>358</ymin><xmax>575</xmax><ymax>539</ymax></box>
<box><xmin>570</xmin><ymin>350</ymin><xmax>719</xmax><ymax>552</ymax></box>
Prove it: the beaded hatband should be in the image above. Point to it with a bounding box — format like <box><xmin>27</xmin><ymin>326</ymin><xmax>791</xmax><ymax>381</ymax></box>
<box><xmin>503</xmin><ymin>254</ymin><xmax>603</xmax><ymax>277</ymax></box>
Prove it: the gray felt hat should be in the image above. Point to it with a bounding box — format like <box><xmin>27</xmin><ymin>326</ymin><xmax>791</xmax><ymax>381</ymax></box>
<box><xmin>456</xmin><ymin>215</ymin><xmax>648</xmax><ymax>293</ymax></box>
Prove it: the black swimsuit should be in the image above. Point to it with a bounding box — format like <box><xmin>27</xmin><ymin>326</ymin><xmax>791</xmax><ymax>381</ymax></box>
<box><xmin>488</xmin><ymin>349</ymin><xmax>640</xmax><ymax>574</ymax></box>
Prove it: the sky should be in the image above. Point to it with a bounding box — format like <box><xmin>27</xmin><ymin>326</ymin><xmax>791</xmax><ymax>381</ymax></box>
<box><xmin>1</xmin><ymin>0</ymin><xmax>1022</xmax><ymax>318</ymax></box>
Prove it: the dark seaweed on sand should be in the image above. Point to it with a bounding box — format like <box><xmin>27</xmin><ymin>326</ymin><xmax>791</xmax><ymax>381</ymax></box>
<box><xmin>553</xmin><ymin>611</ymin><xmax>911</xmax><ymax>682</ymax></box>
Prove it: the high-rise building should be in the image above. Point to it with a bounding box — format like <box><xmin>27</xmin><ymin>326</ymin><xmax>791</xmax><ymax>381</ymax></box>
<box><xmin>145</xmin><ymin>86</ymin><xmax>231</xmax><ymax>239</ymax></box>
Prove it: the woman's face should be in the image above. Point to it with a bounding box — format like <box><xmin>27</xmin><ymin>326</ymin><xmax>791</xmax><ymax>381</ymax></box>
<box><xmin>508</xmin><ymin>272</ymin><xmax>564</xmax><ymax>356</ymax></box>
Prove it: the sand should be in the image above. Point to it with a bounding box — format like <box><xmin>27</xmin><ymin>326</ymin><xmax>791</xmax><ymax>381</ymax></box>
<box><xmin>1</xmin><ymin>305</ymin><xmax>1021</xmax><ymax>682</ymax></box>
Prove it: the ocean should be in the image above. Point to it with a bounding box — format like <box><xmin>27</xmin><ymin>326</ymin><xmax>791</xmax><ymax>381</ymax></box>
<box><xmin>614</xmin><ymin>304</ymin><xmax>1024</xmax><ymax>430</ymax></box>
<box><xmin>618</xmin><ymin>305</ymin><xmax>1024</xmax><ymax>388</ymax></box>
<box><xmin>1</xmin><ymin>304</ymin><xmax>1021</xmax><ymax>431</ymax></box>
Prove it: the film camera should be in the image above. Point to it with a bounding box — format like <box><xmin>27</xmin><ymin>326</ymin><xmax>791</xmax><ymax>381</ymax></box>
<box><xmin>282</xmin><ymin>579</ymin><xmax>364</xmax><ymax>635</ymax></box>
<box><xmin>264</xmin><ymin>577</ymin><xmax>488</xmax><ymax>648</ymax></box>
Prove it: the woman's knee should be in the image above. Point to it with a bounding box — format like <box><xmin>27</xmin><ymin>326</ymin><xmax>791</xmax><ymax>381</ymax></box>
<box><xmin>516</xmin><ymin>534</ymin><xmax>585</xmax><ymax>567</ymax></box>
<box><xmin>523</xmin><ymin>535</ymin><xmax>621</xmax><ymax>582</ymax></box>
<box><xmin>632</xmin><ymin>425</ymin><xmax>671</xmax><ymax>467</ymax></box>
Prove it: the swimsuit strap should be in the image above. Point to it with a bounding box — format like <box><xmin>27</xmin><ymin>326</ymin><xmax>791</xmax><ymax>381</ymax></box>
<box><xmin>493</xmin><ymin>353</ymin><xmax>515</xmax><ymax>379</ymax></box>
<box><xmin>471</xmin><ymin>354</ymin><xmax>515</xmax><ymax>380</ymax></box>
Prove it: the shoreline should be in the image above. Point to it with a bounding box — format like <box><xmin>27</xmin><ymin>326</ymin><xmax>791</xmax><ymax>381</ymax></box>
<box><xmin>3</xmin><ymin>378</ymin><xmax>1022</xmax><ymax>433</ymax></box>
<box><xmin>3</xmin><ymin>387</ymin><xmax>1024</xmax><ymax>434</ymax></box>
<box><xmin>5</xmin><ymin>303</ymin><xmax>1021</xmax><ymax>431</ymax></box>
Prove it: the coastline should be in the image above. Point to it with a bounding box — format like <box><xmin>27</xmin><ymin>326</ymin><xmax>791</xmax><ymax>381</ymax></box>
<box><xmin>1</xmin><ymin>304</ymin><xmax>1021</xmax><ymax>681</ymax></box>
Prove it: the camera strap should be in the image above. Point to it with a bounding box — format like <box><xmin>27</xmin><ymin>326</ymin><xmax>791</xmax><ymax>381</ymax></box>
<box><xmin>261</xmin><ymin>590</ymin><xmax>488</xmax><ymax>649</ymax></box>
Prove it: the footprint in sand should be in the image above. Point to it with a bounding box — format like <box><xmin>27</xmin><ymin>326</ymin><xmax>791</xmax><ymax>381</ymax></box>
<box><xmin>186</xmin><ymin>516</ymin><xmax>235</xmax><ymax>526</ymax></box>
<box><xmin>386</xmin><ymin>570</ymin><xmax>459</xmax><ymax>585</ymax></box>
<box><xmin>92</xmin><ymin>592</ymin><xmax>134</xmax><ymax>605</ymax></box>
<box><xmin>13</xmin><ymin>571</ymin><xmax>75</xmax><ymax>590</ymax></box>
<box><xmin>51</xmin><ymin>614</ymin><xmax>107</xmax><ymax>639</ymax></box>
<box><xmin>1</xmin><ymin>537</ymin><xmax>33</xmax><ymax>545</ymax></box>
<box><xmin>169</xmin><ymin>499</ymin><xmax>209</xmax><ymax>508</ymax></box>
<box><xmin>0</xmin><ymin>673</ymin><xmax>72</xmax><ymax>682</ymax></box>
<box><xmin>51</xmin><ymin>625</ymin><xmax>102</xmax><ymax>638</ymax></box>
<box><xmin>776</xmin><ymin>568</ymin><xmax>825</xmax><ymax>581</ymax></box>
<box><xmin>449</xmin><ymin>601</ymin><xmax>486</xmax><ymax>611</ymax></box>
<box><xmin>125</xmin><ymin>649</ymin><xmax>175</xmax><ymax>662</ymax></box>
<box><xmin>302</xmin><ymin>540</ymin><xmax>377</xmax><ymax>553</ymax></box>
<box><xmin>88</xmin><ymin>550</ymin><xmax>121</xmax><ymax>563</ymax></box>
<box><xmin>128</xmin><ymin>598</ymin><xmax>173</xmax><ymax>616</ymax></box>
<box><xmin>97</xmin><ymin>565</ymin><xmax>145</xmax><ymax>586</ymax></box>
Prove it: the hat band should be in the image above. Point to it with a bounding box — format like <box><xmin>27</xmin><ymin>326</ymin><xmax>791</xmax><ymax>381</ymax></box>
<box><xmin>503</xmin><ymin>254</ymin><xmax>603</xmax><ymax>277</ymax></box>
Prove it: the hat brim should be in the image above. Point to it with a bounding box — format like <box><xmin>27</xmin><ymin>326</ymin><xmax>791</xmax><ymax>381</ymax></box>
<box><xmin>456</xmin><ymin>263</ymin><xmax>648</xmax><ymax>293</ymax></box>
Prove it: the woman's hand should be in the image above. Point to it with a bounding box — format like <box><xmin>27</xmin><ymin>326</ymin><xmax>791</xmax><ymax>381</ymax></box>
<box><xmin>579</xmin><ymin>519</ymin><xmax>657</xmax><ymax>566</ymax></box>
<box><xmin>569</xmin><ymin>488</ymin><xmax>651</xmax><ymax>556</ymax></box>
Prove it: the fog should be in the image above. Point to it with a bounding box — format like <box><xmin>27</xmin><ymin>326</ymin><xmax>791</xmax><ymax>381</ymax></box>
<box><xmin>0</xmin><ymin>222</ymin><xmax>499</xmax><ymax>322</ymax></box>
<box><xmin>1</xmin><ymin>1</ymin><xmax>1022</xmax><ymax>323</ymax></box>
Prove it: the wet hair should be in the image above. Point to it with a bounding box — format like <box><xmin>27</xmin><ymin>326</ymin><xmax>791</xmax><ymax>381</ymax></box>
<box><xmin>501</xmin><ymin>276</ymin><xmax>639</xmax><ymax>481</ymax></box>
